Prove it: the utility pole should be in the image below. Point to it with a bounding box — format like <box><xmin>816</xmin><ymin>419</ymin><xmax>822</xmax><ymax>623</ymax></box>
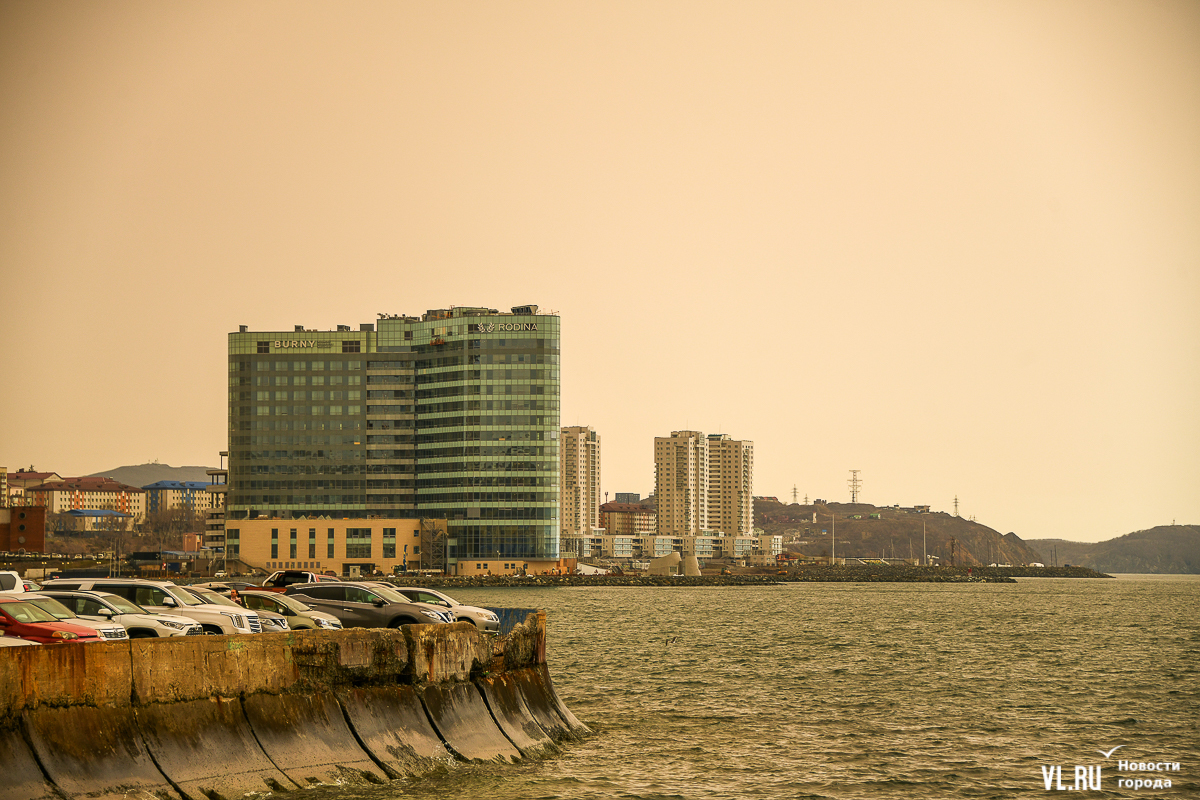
<box><xmin>922</xmin><ymin>519</ymin><xmax>927</xmax><ymax>566</ymax></box>
<box><xmin>848</xmin><ymin>470</ymin><xmax>862</xmax><ymax>503</ymax></box>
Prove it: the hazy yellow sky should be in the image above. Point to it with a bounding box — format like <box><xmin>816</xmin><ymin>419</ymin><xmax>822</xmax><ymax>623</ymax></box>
<box><xmin>2</xmin><ymin>1</ymin><xmax>1196</xmax><ymax>543</ymax></box>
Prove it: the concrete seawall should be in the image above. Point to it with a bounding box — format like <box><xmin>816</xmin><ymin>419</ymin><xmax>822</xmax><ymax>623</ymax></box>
<box><xmin>0</xmin><ymin>612</ymin><xmax>590</xmax><ymax>800</ymax></box>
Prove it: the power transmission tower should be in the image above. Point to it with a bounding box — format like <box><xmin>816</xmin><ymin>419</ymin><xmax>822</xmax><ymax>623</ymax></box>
<box><xmin>954</xmin><ymin>495</ymin><xmax>959</xmax><ymax>516</ymax></box>
<box><xmin>848</xmin><ymin>470</ymin><xmax>862</xmax><ymax>503</ymax></box>
<box><xmin>792</xmin><ymin>485</ymin><xmax>798</xmax><ymax>504</ymax></box>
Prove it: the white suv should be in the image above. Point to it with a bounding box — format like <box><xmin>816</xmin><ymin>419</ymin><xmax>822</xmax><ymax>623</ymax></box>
<box><xmin>41</xmin><ymin>578</ymin><xmax>262</xmax><ymax>635</ymax></box>
<box><xmin>37</xmin><ymin>589</ymin><xmax>204</xmax><ymax>638</ymax></box>
<box><xmin>0</xmin><ymin>570</ymin><xmax>26</xmax><ymax>595</ymax></box>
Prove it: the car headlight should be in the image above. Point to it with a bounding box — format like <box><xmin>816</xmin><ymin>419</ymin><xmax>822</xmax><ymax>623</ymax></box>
<box><xmin>161</xmin><ymin>619</ymin><xmax>190</xmax><ymax>630</ymax></box>
<box><xmin>420</xmin><ymin>610</ymin><xmax>443</xmax><ymax>621</ymax></box>
<box><xmin>315</xmin><ymin>617</ymin><xmax>340</xmax><ymax>629</ymax></box>
<box><xmin>266</xmin><ymin>618</ymin><xmax>288</xmax><ymax>630</ymax></box>
<box><xmin>52</xmin><ymin>630</ymin><xmax>79</xmax><ymax>639</ymax></box>
<box><xmin>222</xmin><ymin>612</ymin><xmax>247</xmax><ymax>629</ymax></box>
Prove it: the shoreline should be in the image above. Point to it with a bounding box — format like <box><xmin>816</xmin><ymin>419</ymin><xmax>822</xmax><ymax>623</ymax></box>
<box><xmin>384</xmin><ymin>565</ymin><xmax>1110</xmax><ymax>589</ymax></box>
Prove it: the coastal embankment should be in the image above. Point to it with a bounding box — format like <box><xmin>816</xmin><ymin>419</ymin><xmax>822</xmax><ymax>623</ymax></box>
<box><xmin>0</xmin><ymin>613</ymin><xmax>589</xmax><ymax>800</ymax></box>
<box><xmin>385</xmin><ymin>564</ymin><xmax>1108</xmax><ymax>589</ymax></box>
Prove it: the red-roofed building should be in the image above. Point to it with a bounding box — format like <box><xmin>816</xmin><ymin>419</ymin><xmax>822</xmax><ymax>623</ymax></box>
<box><xmin>5</xmin><ymin>469</ymin><xmax>62</xmax><ymax>506</ymax></box>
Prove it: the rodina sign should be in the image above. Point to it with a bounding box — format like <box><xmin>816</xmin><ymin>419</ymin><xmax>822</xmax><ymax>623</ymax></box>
<box><xmin>468</xmin><ymin>322</ymin><xmax>538</xmax><ymax>333</ymax></box>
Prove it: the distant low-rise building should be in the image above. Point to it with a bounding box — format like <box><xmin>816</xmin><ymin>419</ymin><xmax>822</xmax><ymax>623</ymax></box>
<box><xmin>22</xmin><ymin>477</ymin><xmax>145</xmax><ymax>523</ymax></box>
<box><xmin>142</xmin><ymin>481</ymin><xmax>216</xmax><ymax>516</ymax></box>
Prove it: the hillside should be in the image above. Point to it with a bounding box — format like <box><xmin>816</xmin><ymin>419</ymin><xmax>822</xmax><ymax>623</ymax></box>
<box><xmin>1027</xmin><ymin>525</ymin><xmax>1199</xmax><ymax>574</ymax></box>
<box><xmin>87</xmin><ymin>463</ymin><xmax>216</xmax><ymax>487</ymax></box>
<box><xmin>755</xmin><ymin>500</ymin><xmax>1043</xmax><ymax>566</ymax></box>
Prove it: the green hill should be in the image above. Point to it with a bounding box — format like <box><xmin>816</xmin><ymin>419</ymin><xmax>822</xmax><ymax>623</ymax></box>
<box><xmin>1027</xmin><ymin>525</ymin><xmax>1199</xmax><ymax>574</ymax></box>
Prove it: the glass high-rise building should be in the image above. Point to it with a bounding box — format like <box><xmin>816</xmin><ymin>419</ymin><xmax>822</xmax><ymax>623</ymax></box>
<box><xmin>227</xmin><ymin>305</ymin><xmax>560</xmax><ymax>568</ymax></box>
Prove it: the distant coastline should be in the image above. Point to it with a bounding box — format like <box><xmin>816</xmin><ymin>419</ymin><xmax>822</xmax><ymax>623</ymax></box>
<box><xmin>385</xmin><ymin>564</ymin><xmax>1108</xmax><ymax>589</ymax></box>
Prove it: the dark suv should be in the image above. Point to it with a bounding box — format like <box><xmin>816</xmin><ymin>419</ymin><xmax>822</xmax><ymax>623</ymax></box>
<box><xmin>283</xmin><ymin>582</ymin><xmax>450</xmax><ymax>628</ymax></box>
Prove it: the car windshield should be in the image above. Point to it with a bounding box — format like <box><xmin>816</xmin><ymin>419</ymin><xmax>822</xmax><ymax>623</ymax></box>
<box><xmin>268</xmin><ymin>593</ymin><xmax>312</xmax><ymax>612</ymax></box>
<box><xmin>370</xmin><ymin>586</ymin><xmax>413</xmax><ymax>605</ymax></box>
<box><xmin>187</xmin><ymin>589</ymin><xmax>240</xmax><ymax>607</ymax></box>
<box><xmin>1</xmin><ymin>600</ymin><xmax>59</xmax><ymax>623</ymax></box>
<box><xmin>424</xmin><ymin>589</ymin><xmax>459</xmax><ymax>606</ymax></box>
<box><xmin>24</xmin><ymin>596</ymin><xmax>75</xmax><ymax>619</ymax></box>
<box><xmin>102</xmin><ymin>595</ymin><xmax>144</xmax><ymax>614</ymax></box>
<box><xmin>163</xmin><ymin>585</ymin><xmax>203</xmax><ymax>606</ymax></box>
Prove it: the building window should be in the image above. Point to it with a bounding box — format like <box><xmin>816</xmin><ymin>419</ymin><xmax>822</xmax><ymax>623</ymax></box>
<box><xmin>257</xmin><ymin>341</ymin><xmax>270</xmax><ymax>354</ymax></box>
<box><xmin>271</xmin><ymin>529</ymin><xmax>278</xmax><ymax>559</ymax></box>
<box><xmin>383</xmin><ymin>528</ymin><xmax>396</xmax><ymax>559</ymax></box>
<box><xmin>346</xmin><ymin>528</ymin><xmax>372</xmax><ymax>559</ymax></box>
<box><xmin>308</xmin><ymin>528</ymin><xmax>316</xmax><ymax>559</ymax></box>
<box><xmin>342</xmin><ymin>340</ymin><xmax>361</xmax><ymax>353</ymax></box>
<box><xmin>327</xmin><ymin>528</ymin><xmax>335</xmax><ymax>558</ymax></box>
<box><xmin>289</xmin><ymin>528</ymin><xmax>297</xmax><ymax>559</ymax></box>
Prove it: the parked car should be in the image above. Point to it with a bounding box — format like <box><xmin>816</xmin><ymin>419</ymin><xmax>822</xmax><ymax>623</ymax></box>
<box><xmin>0</xmin><ymin>570</ymin><xmax>25</xmax><ymax>595</ymax></box>
<box><xmin>260</xmin><ymin>570</ymin><xmax>340</xmax><ymax>592</ymax></box>
<box><xmin>238</xmin><ymin>590</ymin><xmax>343</xmax><ymax>630</ymax></box>
<box><xmin>181</xmin><ymin>586</ymin><xmax>290</xmax><ymax>633</ymax></box>
<box><xmin>0</xmin><ymin>598</ymin><xmax>101</xmax><ymax>643</ymax></box>
<box><xmin>36</xmin><ymin>590</ymin><xmax>203</xmax><ymax>638</ymax></box>
<box><xmin>0</xmin><ymin>630</ymin><xmax>39</xmax><ymax>646</ymax></box>
<box><xmin>191</xmin><ymin>580</ymin><xmax>263</xmax><ymax>594</ymax></box>
<box><xmin>284</xmin><ymin>582</ymin><xmax>451</xmax><ymax>628</ymax></box>
<box><xmin>22</xmin><ymin>594</ymin><xmax>129</xmax><ymax>641</ymax></box>
<box><xmin>385</xmin><ymin>586</ymin><xmax>500</xmax><ymax>632</ymax></box>
<box><xmin>41</xmin><ymin>578</ymin><xmax>263</xmax><ymax>635</ymax></box>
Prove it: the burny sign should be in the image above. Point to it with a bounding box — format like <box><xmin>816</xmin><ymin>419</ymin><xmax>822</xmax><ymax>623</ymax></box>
<box><xmin>273</xmin><ymin>340</ymin><xmax>332</xmax><ymax>349</ymax></box>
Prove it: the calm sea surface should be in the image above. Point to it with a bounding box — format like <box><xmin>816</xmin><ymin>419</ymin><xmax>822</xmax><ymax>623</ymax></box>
<box><xmin>310</xmin><ymin>575</ymin><xmax>1198</xmax><ymax>799</ymax></box>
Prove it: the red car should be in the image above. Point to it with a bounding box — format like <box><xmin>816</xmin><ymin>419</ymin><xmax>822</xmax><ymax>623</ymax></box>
<box><xmin>0</xmin><ymin>598</ymin><xmax>100</xmax><ymax>643</ymax></box>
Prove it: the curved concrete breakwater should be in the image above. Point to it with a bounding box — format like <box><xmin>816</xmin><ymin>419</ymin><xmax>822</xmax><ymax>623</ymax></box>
<box><xmin>0</xmin><ymin>612</ymin><xmax>590</xmax><ymax>800</ymax></box>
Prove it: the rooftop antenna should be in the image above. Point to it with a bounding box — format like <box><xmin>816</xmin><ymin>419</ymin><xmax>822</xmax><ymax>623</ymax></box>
<box><xmin>848</xmin><ymin>470</ymin><xmax>862</xmax><ymax>503</ymax></box>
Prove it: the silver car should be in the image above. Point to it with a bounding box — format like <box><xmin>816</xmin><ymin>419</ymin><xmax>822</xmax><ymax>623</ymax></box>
<box><xmin>389</xmin><ymin>586</ymin><xmax>500</xmax><ymax>633</ymax></box>
<box><xmin>238</xmin><ymin>590</ymin><xmax>343</xmax><ymax>631</ymax></box>
<box><xmin>183</xmin><ymin>587</ymin><xmax>290</xmax><ymax>633</ymax></box>
<box><xmin>37</xmin><ymin>590</ymin><xmax>203</xmax><ymax>638</ymax></box>
<box><xmin>284</xmin><ymin>582</ymin><xmax>451</xmax><ymax>628</ymax></box>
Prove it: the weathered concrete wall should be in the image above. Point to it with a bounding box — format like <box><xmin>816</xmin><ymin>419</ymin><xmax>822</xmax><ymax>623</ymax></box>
<box><xmin>0</xmin><ymin>611</ymin><xmax>589</xmax><ymax>800</ymax></box>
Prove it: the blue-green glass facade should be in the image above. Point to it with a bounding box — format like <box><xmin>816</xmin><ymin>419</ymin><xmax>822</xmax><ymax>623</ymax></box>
<box><xmin>227</xmin><ymin>306</ymin><xmax>560</xmax><ymax>564</ymax></box>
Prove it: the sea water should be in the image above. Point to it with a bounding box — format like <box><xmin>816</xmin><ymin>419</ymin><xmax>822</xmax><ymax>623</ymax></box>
<box><xmin>309</xmin><ymin>575</ymin><xmax>1199</xmax><ymax>799</ymax></box>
